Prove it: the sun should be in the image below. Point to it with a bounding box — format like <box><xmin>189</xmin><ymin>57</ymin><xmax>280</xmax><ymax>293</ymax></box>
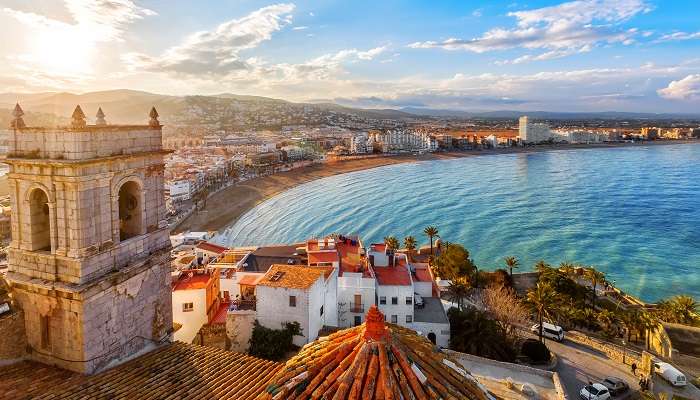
<box><xmin>27</xmin><ymin>26</ymin><xmax>94</xmax><ymax>77</ymax></box>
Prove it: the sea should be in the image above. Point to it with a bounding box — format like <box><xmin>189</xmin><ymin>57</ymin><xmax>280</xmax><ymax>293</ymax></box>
<box><xmin>216</xmin><ymin>143</ymin><xmax>700</xmax><ymax>302</ymax></box>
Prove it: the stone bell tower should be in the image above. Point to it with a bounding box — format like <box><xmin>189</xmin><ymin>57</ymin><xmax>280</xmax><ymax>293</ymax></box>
<box><xmin>4</xmin><ymin>105</ymin><xmax>172</xmax><ymax>374</ymax></box>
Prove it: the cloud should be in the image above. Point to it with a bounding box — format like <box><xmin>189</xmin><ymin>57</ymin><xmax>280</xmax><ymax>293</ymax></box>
<box><xmin>657</xmin><ymin>75</ymin><xmax>700</xmax><ymax>100</ymax></box>
<box><xmin>409</xmin><ymin>0</ymin><xmax>650</xmax><ymax>63</ymax></box>
<box><xmin>656</xmin><ymin>31</ymin><xmax>700</xmax><ymax>42</ymax></box>
<box><xmin>472</xmin><ymin>9</ymin><xmax>483</xmax><ymax>18</ymax></box>
<box><xmin>124</xmin><ymin>3</ymin><xmax>295</xmax><ymax>77</ymax></box>
<box><xmin>293</xmin><ymin>25</ymin><xmax>308</xmax><ymax>30</ymax></box>
<box><xmin>3</xmin><ymin>0</ymin><xmax>154</xmax><ymax>43</ymax></box>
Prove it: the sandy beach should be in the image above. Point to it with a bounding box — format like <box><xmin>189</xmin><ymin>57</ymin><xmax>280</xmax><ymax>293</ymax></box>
<box><xmin>175</xmin><ymin>140</ymin><xmax>698</xmax><ymax>234</ymax></box>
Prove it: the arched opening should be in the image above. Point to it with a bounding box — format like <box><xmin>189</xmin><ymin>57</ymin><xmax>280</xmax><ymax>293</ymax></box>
<box><xmin>118</xmin><ymin>181</ymin><xmax>142</xmax><ymax>241</ymax></box>
<box><xmin>28</xmin><ymin>188</ymin><xmax>51</xmax><ymax>251</ymax></box>
<box><xmin>427</xmin><ymin>332</ymin><xmax>437</xmax><ymax>345</ymax></box>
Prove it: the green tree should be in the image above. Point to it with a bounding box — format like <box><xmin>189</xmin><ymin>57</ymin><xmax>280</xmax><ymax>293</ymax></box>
<box><xmin>527</xmin><ymin>282</ymin><xmax>558</xmax><ymax>342</ymax></box>
<box><xmin>423</xmin><ymin>226</ymin><xmax>439</xmax><ymax>255</ymax></box>
<box><xmin>249</xmin><ymin>320</ymin><xmax>302</xmax><ymax>361</ymax></box>
<box><xmin>403</xmin><ymin>236</ymin><xmax>417</xmax><ymax>261</ymax></box>
<box><xmin>433</xmin><ymin>243</ymin><xmax>477</xmax><ymax>281</ymax></box>
<box><xmin>584</xmin><ymin>267</ymin><xmax>605</xmax><ymax>308</ymax></box>
<box><xmin>534</xmin><ymin>260</ymin><xmax>553</xmax><ymax>275</ymax></box>
<box><xmin>504</xmin><ymin>256</ymin><xmax>519</xmax><ymax>277</ymax></box>
<box><xmin>383</xmin><ymin>236</ymin><xmax>399</xmax><ymax>252</ymax></box>
<box><xmin>447</xmin><ymin>277</ymin><xmax>471</xmax><ymax>311</ymax></box>
<box><xmin>657</xmin><ymin>295</ymin><xmax>699</xmax><ymax>325</ymax></box>
<box><xmin>448</xmin><ymin>307</ymin><xmax>516</xmax><ymax>362</ymax></box>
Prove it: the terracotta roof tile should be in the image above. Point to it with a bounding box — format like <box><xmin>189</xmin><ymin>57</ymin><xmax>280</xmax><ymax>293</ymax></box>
<box><xmin>257</xmin><ymin>265</ymin><xmax>328</xmax><ymax>290</ymax></box>
<box><xmin>258</xmin><ymin>306</ymin><xmax>492</xmax><ymax>400</ymax></box>
<box><xmin>195</xmin><ymin>241</ymin><xmax>229</xmax><ymax>254</ymax></box>
<box><xmin>0</xmin><ymin>342</ymin><xmax>281</xmax><ymax>400</ymax></box>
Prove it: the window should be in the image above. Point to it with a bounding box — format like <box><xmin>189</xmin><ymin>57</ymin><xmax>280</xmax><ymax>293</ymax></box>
<box><xmin>40</xmin><ymin>315</ymin><xmax>50</xmax><ymax>349</ymax></box>
<box><xmin>379</xmin><ymin>296</ymin><xmax>386</xmax><ymax>305</ymax></box>
<box><xmin>28</xmin><ymin>188</ymin><xmax>51</xmax><ymax>251</ymax></box>
<box><xmin>182</xmin><ymin>302</ymin><xmax>194</xmax><ymax>312</ymax></box>
<box><xmin>406</xmin><ymin>315</ymin><xmax>412</xmax><ymax>323</ymax></box>
<box><xmin>320</xmin><ymin>306</ymin><xmax>324</xmax><ymax>316</ymax></box>
<box><xmin>391</xmin><ymin>315</ymin><xmax>398</xmax><ymax>324</ymax></box>
<box><xmin>289</xmin><ymin>296</ymin><xmax>296</xmax><ymax>307</ymax></box>
<box><xmin>391</xmin><ymin>297</ymin><xmax>398</xmax><ymax>305</ymax></box>
<box><xmin>354</xmin><ymin>316</ymin><xmax>362</xmax><ymax>326</ymax></box>
<box><xmin>118</xmin><ymin>181</ymin><xmax>142</xmax><ymax>241</ymax></box>
<box><xmin>223</xmin><ymin>290</ymin><xmax>230</xmax><ymax>298</ymax></box>
<box><xmin>406</xmin><ymin>296</ymin><xmax>412</xmax><ymax>305</ymax></box>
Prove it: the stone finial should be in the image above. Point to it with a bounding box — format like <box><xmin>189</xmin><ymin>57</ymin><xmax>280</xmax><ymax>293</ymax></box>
<box><xmin>95</xmin><ymin>107</ymin><xmax>107</xmax><ymax>126</ymax></box>
<box><xmin>149</xmin><ymin>107</ymin><xmax>160</xmax><ymax>127</ymax></box>
<box><xmin>363</xmin><ymin>305</ymin><xmax>387</xmax><ymax>341</ymax></box>
<box><xmin>10</xmin><ymin>102</ymin><xmax>25</xmax><ymax>129</ymax></box>
<box><xmin>71</xmin><ymin>105</ymin><xmax>87</xmax><ymax>128</ymax></box>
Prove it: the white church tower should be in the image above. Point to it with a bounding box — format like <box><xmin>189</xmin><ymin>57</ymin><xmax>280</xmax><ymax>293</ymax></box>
<box><xmin>4</xmin><ymin>104</ymin><xmax>172</xmax><ymax>374</ymax></box>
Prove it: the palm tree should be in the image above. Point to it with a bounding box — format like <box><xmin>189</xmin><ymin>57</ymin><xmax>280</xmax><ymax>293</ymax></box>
<box><xmin>534</xmin><ymin>260</ymin><xmax>552</xmax><ymax>275</ymax></box>
<box><xmin>663</xmin><ymin>295</ymin><xmax>699</xmax><ymax>325</ymax></box>
<box><xmin>403</xmin><ymin>236</ymin><xmax>417</xmax><ymax>260</ymax></box>
<box><xmin>383</xmin><ymin>236</ymin><xmax>400</xmax><ymax>252</ymax></box>
<box><xmin>447</xmin><ymin>277</ymin><xmax>471</xmax><ymax>311</ymax></box>
<box><xmin>584</xmin><ymin>267</ymin><xmax>606</xmax><ymax>308</ymax></box>
<box><xmin>527</xmin><ymin>282</ymin><xmax>557</xmax><ymax>342</ymax></box>
<box><xmin>504</xmin><ymin>256</ymin><xmax>519</xmax><ymax>277</ymax></box>
<box><xmin>558</xmin><ymin>262</ymin><xmax>577</xmax><ymax>277</ymax></box>
<box><xmin>423</xmin><ymin>226</ymin><xmax>439</xmax><ymax>255</ymax></box>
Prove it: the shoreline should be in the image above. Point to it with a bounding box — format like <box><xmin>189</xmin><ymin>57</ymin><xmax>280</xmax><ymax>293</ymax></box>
<box><xmin>174</xmin><ymin>140</ymin><xmax>698</xmax><ymax>234</ymax></box>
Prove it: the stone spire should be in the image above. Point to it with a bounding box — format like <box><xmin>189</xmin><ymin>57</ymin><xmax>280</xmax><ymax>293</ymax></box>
<box><xmin>71</xmin><ymin>105</ymin><xmax>87</xmax><ymax>129</ymax></box>
<box><xmin>95</xmin><ymin>107</ymin><xmax>106</xmax><ymax>126</ymax></box>
<box><xmin>149</xmin><ymin>107</ymin><xmax>160</xmax><ymax>127</ymax></box>
<box><xmin>10</xmin><ymin>102</ymin><xmax>25</xmax><ymax>129</ymax></box>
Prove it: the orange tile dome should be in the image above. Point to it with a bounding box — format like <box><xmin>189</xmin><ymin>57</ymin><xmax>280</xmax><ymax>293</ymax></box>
<box><xmin>258</xmin><ymin>307</ymin><xmax>492</xmax><ymax>400</ymax></box>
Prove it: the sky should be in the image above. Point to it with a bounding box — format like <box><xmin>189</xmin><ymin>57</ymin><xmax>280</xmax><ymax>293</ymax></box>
<box><xmin>1</xmin><ymin>0</ymin><xmax>700</xmax><ymax>112</ymax></box>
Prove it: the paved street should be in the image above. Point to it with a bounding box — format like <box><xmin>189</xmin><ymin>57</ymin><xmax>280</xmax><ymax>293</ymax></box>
<box><xmin>546</xmin><ymin>338</ymin><xmax>640</xmax><ymax>399</ymax></box>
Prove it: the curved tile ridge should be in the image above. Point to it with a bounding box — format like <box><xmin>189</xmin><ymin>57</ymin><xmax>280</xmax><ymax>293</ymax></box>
<box><xmin>258</xmin><ymin>305</ymin><xmax>493</xmax><ymax>400</ymax></box>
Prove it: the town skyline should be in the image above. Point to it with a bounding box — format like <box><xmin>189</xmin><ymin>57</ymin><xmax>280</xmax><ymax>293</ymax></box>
<box><xmin>1</xmin><ymin>0</ymin><xmax>700</xmax><ymax>113</ymax></box>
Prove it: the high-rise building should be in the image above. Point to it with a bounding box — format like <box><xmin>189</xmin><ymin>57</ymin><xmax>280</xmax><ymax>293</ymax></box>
<box><xmin>4</xmin><ymin>104</ymin><xmax>172</xmax><ymax>374</ymax></box>
<box><xmin>519</xmin><ymin>116</ymin><xmax>556</xmax><ymax>143</ymax></box>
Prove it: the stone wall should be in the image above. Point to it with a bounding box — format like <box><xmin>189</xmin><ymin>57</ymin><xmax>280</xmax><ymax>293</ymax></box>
<box><xmin>8</xmin><ymin>127</ymin><xmax>162</xmax><ymax>160</ymax></box>
<box><xmin>0</xmin><ymin>310</ymin><xmax>27</xmax><ymax>362</ymax></box>
<box><xmin>193</xmin><ymin>323</ymin><xmax>228</xmax><ymax>350</ymax></box>
<box><xmin>567</xmin><ymin>330</ymin><xmax>642</xmax><ymax>367</ymax></box>
<box><xmin>226</xmin><ymin>310</ymin><xmax>256</xmax><ymax>353</ymax></box>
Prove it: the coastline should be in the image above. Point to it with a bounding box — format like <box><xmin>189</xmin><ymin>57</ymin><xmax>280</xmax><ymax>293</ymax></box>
<box><xmin>174</xmin><ymin>140</ymin><xmax>698</xmax><ymax>234</ymax></box>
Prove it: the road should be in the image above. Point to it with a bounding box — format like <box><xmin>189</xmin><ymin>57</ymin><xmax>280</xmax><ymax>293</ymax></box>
<box><xmin>545</xmin><ymin>337</ymin><xmax>640</xmax><ymax>399</ymax></box>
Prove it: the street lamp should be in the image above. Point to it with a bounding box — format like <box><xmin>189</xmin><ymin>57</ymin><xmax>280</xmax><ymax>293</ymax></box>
<box><xmin>621</xmin><ymin>338</ymin><xmax>627</xmax><ymax>365</ymax></box>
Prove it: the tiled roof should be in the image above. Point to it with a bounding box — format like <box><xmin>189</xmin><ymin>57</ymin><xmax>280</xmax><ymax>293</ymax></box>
<box><xmin>0</xmin><ymin>342</ymin><xmax>281</xmax><ymax>400</ymax></box>
<box><xmin>172</xmin><ymin>271</ymin><xmax>213</xmax><ymax>291</ymax></box>
<box><xmin>257</xmin><ymin>264</ymin><xmax>328</xmax><ymax>290</ymax></box>
<box><xmin>258</xmin><ymin>306</ymin><xmax>491</xmax><ymax>400</ymax></box>
<box><xmin>195</xmin><ymin>241</ymin><xmax>229</xmax><ymax>254</ymax></box>
<box><xmin>374</xmin><ymin>263</ymin><xmax>412</xmax><ymax>286</ymax></box>
<box><xmin>308</xmin><ymin>251</ymin><xmax>340</xmax><ymax>264</ymax></box>
<box><xmin>239</xmin><ymin>274</ymin><xmax>263</xmax><ymax>286</ymax></box>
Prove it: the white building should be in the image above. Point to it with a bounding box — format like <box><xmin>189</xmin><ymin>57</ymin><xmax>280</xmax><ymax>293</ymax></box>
<box><xmin>172</xmin><ymin>269</ymin><xmax>221</xmax><ymax>343</ymax></box>
<box><xmin>281</xmin><ymin>145</ymin><xmax>306</xmax><ymax>161</ymax></box>
<box><xmin>169</xmin><ymin>179</ymin><xmax>193</xmax><ymax>201</ymax></box>
<box><xmin>350</xmin><ymin>132</ymin><xmax>370</xmax><ymax>154</ymax></box>
<box><xmin>256</xmin><ymin>264</ymin><xmax>336</xmax><ymax>346</ymax></box>
<box><xmin>366</xmin><ymin>129</ymin><xmax>437</xmax><ymax>153</ymax></box>
<box><xmin>519</xmin><ymin>116</ymin><xmax>563</xmax><ymax>143</ymax></box>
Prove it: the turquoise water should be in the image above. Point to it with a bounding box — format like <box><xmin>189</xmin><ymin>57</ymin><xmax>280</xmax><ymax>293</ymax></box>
<box><xmin>218</xmin><ymin>143</ymin><xmax>700</xmax><ymax>302</ymax></box>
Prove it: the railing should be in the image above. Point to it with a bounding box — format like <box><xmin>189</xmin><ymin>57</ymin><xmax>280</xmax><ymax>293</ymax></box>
<box><xmin>350</xmin><ymin>303</ymin><xmax>364</xmax><ymax>313</ymax></box>
<box><xmin>228</xmin><ymin>299</ymin><xmax>256</xmax><ymax>311</ymax></box>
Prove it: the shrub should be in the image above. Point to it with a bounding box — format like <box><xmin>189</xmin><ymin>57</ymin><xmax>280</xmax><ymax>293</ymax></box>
<box><xmin>248</xmin><ymin>320</ymin><xmax>302</xmax><ymax>361</ymax></box>
<box><xmin>448</xmin><ymin>306</ymin><xmax>517</xmax><ymax>362</ymax></box>
<box><xmin>521</xmin><ymin>338</ymin><xmax>551</xmax><ymax>363</ymax></box>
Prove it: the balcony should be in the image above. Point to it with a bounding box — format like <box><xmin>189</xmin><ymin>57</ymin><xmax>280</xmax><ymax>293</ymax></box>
<box><xmin>350</xmin><ymin>303</ymin><xmax>364</xmax><ymax>313</ymax></box>
<box><xmin>228</xmin><ymin>299</ymin><xmax>256</xmax><ymax>312</ymax></box>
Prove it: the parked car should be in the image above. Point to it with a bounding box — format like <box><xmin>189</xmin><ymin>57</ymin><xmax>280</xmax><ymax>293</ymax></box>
<box><xmin>580</xmin><ymin>383</ymin><xmax>611</xmax><ymax>400</ymax></box>
<box><xmin>531</xmin><ymin>322</ymin><xmax>565</xmax><ymax>342</ymax></box>
<box><xmin>601</xmin><ymin>377</ymin><xmax>629</xmax><ymax>396</ymax></box>
<box><xmin>654</xmin><ymin>362</ymin><xmax>687</xmax><ymax>387</ymax></box>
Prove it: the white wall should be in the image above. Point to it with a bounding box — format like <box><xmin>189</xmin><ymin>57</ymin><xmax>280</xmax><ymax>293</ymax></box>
<box><xmin>323</xmin><ymin>270</ymin><xmax>339</xmax><ymax>327</ymax></box>
<box><xmin>413</xmin><ymin>281</ymin><xmax>433</xmax><ymax>298</ymax></box>
<box><xmin>377</xmin><ymin>285</ymin><xmax>414</xmax><ymax>326</ymax></box>
<box><xmin>172</xmin><ymin>288</ymin><xmax>207</xmax><ymax>343</ymax></box>
<box><xmin>410</xmin><ymin>321</ymin><xmax>450</xmax><ymax>348</ymax></box>
<box><xmin>337</xmin><ymin>273</ymin><xmax>376</xmax><ymax>328</ymax></box>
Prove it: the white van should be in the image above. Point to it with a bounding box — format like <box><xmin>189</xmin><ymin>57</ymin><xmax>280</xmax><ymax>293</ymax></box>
<box><xmin>653</xmin><ymin>362</ymin><xmax>687</xmax><ymax>387</ymax></box>
<box><xmin>531</xmin><ymin>322</ymin><xmax>565</xmax><ymax>342</ymax></box>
